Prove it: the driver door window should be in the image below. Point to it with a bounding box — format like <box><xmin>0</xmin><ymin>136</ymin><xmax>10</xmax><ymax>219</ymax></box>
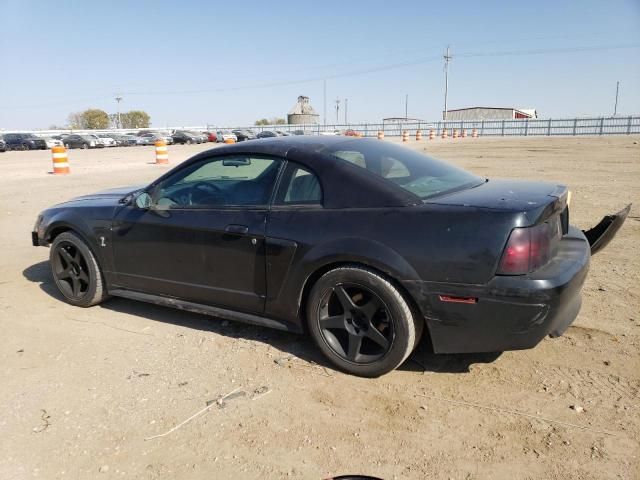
<box><xmin>153</xmin><ymin>156</ymin><xmax>282</xmax><ymax>208</ymax></box>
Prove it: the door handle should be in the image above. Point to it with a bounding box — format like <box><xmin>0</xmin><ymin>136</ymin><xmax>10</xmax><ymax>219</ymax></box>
<box><xmin>224</xmin><ymin>224</ymin><xmax>249</xmax><ymax>235</ymax></box>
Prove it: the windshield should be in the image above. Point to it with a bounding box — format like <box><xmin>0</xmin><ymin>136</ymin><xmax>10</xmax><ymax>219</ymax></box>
<box><xmin>324</xmin><ymin>139</ymin><xmax>483</xmax><ymax>200</ymax></box>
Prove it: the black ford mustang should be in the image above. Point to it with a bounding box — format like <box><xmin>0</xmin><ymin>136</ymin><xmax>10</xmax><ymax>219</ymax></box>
<box><xmin>32</xmin><ymin>137</ymin><xmax>630</xmax><ymax>377</ymax></box>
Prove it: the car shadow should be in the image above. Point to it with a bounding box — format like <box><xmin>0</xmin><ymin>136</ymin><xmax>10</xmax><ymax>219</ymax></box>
<box><xmin>23</xmin><ymin>260</ymin><xmax>502</xmax><ymax>376</ymax></box>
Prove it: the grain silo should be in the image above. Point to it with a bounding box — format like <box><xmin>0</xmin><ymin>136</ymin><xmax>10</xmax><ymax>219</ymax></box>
<box><xmin>287</xmin><ymin>96</ymin><xmax>319</xmax><ymax>125</ymax></box>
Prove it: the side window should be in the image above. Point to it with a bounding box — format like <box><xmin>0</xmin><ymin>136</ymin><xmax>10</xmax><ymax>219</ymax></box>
<box><xmin>153</xmin><ymin>155</ymin><xmax>282</xmax><ymax>208</ymax></box>
<box><xmin>275</xmin><ymin>164</ymin><xmax>322</xmax><ymax>206</ymax></box>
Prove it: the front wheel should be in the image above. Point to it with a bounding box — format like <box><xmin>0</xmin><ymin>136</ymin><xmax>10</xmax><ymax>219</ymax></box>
<box><xmin>82</xmin><ymin>143</ymin><xmax>89</xmax><ymax>149</ymax></box>
<box><xmin>306</xmin><ymin>266</ymin><xmax>423</xmax><ymax>377</ymax></box>
<box><xmin>50</xmin><ymin>232</ymin><xmax>109</xmax><ymax>307</ymax></box>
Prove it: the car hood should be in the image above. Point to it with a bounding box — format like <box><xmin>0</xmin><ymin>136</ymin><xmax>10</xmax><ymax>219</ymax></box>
<box><xmin>53</xmin><ymin>185</ymin><xmax>145</xmax><ymax>208</ymax></box>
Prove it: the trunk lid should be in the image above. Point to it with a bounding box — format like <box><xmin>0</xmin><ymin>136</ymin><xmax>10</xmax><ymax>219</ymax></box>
<box><xmin>426</xmin><ymin>179</ymin><xmax>568</xmax><ymax>225</ymax></box>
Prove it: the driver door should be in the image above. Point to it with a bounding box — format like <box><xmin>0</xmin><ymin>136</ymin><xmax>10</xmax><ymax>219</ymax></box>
<box><xmin>111</xmin><ymin>154</ymin><xmax>283</xmax><ymax>314</ymax></box>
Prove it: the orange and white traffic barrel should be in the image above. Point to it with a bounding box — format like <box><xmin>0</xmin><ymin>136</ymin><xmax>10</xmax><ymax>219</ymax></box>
<box><xmin>415</xmin><ymin>130</ymin><xmax>422</xmax><ymax>141</ymax></box>
<box><xmin>155</xmin><ymin>139</ymin><xmax>168</xmax><ymax>164</ymax></box>
<box><xmin>461</xmin><ymin>129</ymin><xmax>467</xmax><ymax>138</ymax></box>
<box><xmin>402</xmin><ymin>130</ymin><xmax>408</xmax><ymax>142</ymax></box>
<box><xmin>453</xmin><ymin>129</ymin><xmax>459</xmax><ymax>139</ymax></box>
<box><xmin>429</xmin><ymin>129</ymin><xmax>435</xmax><ymax>140</ymax></box>
<box><xmin>472</xmin><ymin>128</ymin><xmax>478</xmax><ymax>138</ymax></box>
<box><xmin>442</xmin><ymin>128</ymin><xmax>448</xmax><ymax>139</ymax></box>
<box><xmin>224</xmin><ymin>138</ymin><xmax>235</xmax><ymax>144</ymax></box>
<box><xmin>52</xmin><ymin>145</ymin><xmax>69</xmax><ymax>174</ymax></box>
<box><xmin>377</xmin><ymin>130</ymin><xmax>384</xmax><ymax>140</ymax></box>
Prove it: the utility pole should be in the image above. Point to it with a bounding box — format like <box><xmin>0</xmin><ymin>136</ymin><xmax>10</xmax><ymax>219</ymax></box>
<box><xmin>613</xmin><ymin>81</ymin><xmax>620</xmax><ymax>116</ymax></box>
<box><xmin>335</xmin><ymin>97</ymin><xmax>340</xmax><ymax>124</ymax></box>
<box><xmin>115</xmin><ymin>95</ymin><xmax>123</xmax><ymax>129</ymax></box>
<box><xmin>405</xmin><ymin>94</ymin><xmax>408</xmax><ymax>120</ymax></box>
<box><xmin>323</xmin><ymin>79</ymin><xmax>327</xmax><ymax>126</ymax></box>
<box><xmin>344</xmin><ymin>98</ymin><xmax>348</xmax><ymax>124</ymax></box>
<box><xmin>443</xmin><ymin>45</ymin><xmax>451</xmax><ymax>121</ymax></box>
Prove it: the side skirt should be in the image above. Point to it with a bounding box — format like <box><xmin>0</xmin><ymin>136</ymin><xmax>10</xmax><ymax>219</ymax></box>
<box><xmin>109</xmin><ymin>289</ymin><xmax>302</xmax><ymax>333</ymax></box>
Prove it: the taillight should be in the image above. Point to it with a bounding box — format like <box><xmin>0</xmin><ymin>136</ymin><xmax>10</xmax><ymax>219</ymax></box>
<box><xmin>497</xmin><ymin>217</ymin><xmax>561</xmax><ymax>275</ymax></box>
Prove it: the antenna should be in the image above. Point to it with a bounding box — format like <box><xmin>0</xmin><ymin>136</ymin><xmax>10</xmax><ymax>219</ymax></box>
<box><xmin>613</xmin><ymin>81</ymin><xmax>620</xmax><ymax>116</ymax></box>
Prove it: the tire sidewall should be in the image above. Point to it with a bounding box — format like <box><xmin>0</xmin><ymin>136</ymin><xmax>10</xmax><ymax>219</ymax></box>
<box><xmin>307</xmin><ymin>267</ymin><xmax>417</xmax><ymax>377</ymax></box>
<box><xmin>49</xmin><ymin>232</ymin><xmax>103</xmax><ymax>307</ymax></box>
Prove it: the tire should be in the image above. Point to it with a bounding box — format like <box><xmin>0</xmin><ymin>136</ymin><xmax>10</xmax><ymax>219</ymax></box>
<box><xmin>186</xmin><ymin>139</ymin><xmax>192</xmax><ymax>144</ymax></box>
<box><xmin>49</xmin><ymin>231</ymin><xmax>109</xmax><ymax>307</ymax></box>
<box><xmin>306</xmin><ymin>266</ymin><xmax>422</xmax><ymax>377</ymax></box>
<box><xmin>21</xmin><ymin>144</ymin><xmax>29</xmax><ymax>151</ymax></box>
<box><xmin>81</xmin><ymin>143</ymin><xmax>89</xmax><ymax>149</ymax></box>
<box><xmin>64</xmin><ymin>143</ymin><xmax>70</xmax><ymax>149</ymax></box>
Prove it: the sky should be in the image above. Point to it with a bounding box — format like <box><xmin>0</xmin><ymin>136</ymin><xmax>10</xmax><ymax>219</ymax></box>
<box><xmin>0</xmin><ymin>0</ymin><xmax>639</xmax><ymax>129</ymax></box>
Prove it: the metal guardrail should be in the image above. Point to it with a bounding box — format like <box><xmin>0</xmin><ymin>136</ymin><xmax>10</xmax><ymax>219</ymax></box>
<box><xmin>3</xmin><ymin>116</ymin><xmax>639</xmax><ymax>138</ymax></box>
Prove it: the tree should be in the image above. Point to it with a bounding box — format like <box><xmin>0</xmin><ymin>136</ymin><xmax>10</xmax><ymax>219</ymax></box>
<box><xmin>255</xmin><ymin>117</ymin><xmax>286</xmax><ymax>126</ymax></box>
<box><xmin>67</xmin><ymin>109</ymin><xmax>109</xmax><ymax>129</ymax></box>
<box><xmin>120</xmin><ymin>110</ymin><xmax>151</xmax><ymax>129</ymax></box>
<box><xmin>81</xmin><ymin>109</ymin><xmax>110</xmax><ymax>129</ymax></box>
<box><xmin>67</xmin><ymin>111</ymin><xmax>84</xmax><ymax>129</ymax></box>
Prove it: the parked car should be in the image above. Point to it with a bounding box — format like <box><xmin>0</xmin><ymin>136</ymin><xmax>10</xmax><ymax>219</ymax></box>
<box><xmin>203</xmin><ymin>131</ymin><xmax>217</xmax><ymax>142</ymax></box>
<box><xmin>275</xmin><ymin>130</ymin><xmax>291</xmax><ymax>136</ymax></box>
<box><xmin>256</xmin><ymin>130</ymin><xmax>278</xmax><ymax>139</ymax></box>
<box><xmin>232</xmin><ymin>129</ymin><xmax>256</xmax><ymax>142</ymax></box>
<box><xmin>31</xmin><ymin>137</ymin><xmax>630</xmax><ymax>377</ymax></box>
<box><xmin>320</xmin><ymin>129</ymin><xmax>341</xmax><ymax>136</ymax></box>
<box><xmin>39</xmin><ymin>136</ymin><xmax>64</xmax><ymax>148</ymax></box>
<box><xmin>0</xmin><ymin>136</ymin><xmax>6</xmax><ymax>152</ymax></box>
<box><xmin>215</xmin><ymin>130</ymin><xmax>237</xmax><ymax>143</ymax></box>
<box><xmin>291</xmin><ymin>130</ymin><xmax>310</xmax><ymax>135</ymax></box>
<box><xmin>63</xmin><ymin>134</ymin><xmax>104</xmax><ymax>149</ymax></box>
<box><xmin>138</xmin><ymin>132</ymin><xmax>174</xmax><ymax>145</ymax></box>
<box><xmin>96</xmin><ymin>134</ymin><xmax>118</xmax><ymax>147</ymax></box>
<box><xmin>3</xmin><ymin>133</ymin><xmax>47</xmax><ymax>150</ymax></box>
<box><xmin>171</xmin><ymin>130</ymin><xmax>201</xmax><ymax>144</ymax></box>
<box><xmin>103</xmin><ymin>134</ymin><xmax>137</xmax><ymax>147</ymax></box>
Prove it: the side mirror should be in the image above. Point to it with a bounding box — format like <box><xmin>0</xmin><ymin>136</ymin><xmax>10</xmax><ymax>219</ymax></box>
<box><xmin>135</xmin><ymin>192</ymin><xmax>152</xmax><ymax>209</ymax></box>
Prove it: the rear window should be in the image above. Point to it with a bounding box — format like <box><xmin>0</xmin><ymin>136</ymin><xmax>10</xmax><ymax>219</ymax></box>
<box><xmin>325</xmin><ymin>140</ymin><xmax>483</xmax><ymax>200</ymax></box>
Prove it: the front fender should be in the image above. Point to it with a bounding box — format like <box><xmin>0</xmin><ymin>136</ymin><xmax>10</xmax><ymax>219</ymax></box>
<box><xmin>40</xmin><ymin>208</ymin><xmax>115</xmax><ymax>275</ymax></box>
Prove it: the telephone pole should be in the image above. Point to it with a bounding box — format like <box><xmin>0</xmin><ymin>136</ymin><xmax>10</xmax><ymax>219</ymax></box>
<box><xmin>405</xmin><ymin>94</ymin><xmax>408</xmax><ymax>120</ymax></box>
<box><xmin>344</xmin><ymin>98</ymin><xmax>348</xmax><ymax>124</ymax></box>
<box><xmin>115</xmin><ymin>95</ymin><xmax>123</xmax><ymax>129</ymax></box>
<box><xmin>323</xmin><ymin>79</ymin><xmax>327</xmax><ymax>126</ymax></box>
<box><xmin>613</xmin><ymin>81</ymin><xmax>620</xmax><ymax>116</ymax></box>
<box><xmin>335</xmin><ymin>97</ymin><xmax>340</xmax><ymax>124</ymax></box>
<box><xmin>443</xmin><ymin>46</ymin><xmax>451</xmax><ymax>121</ymax></box>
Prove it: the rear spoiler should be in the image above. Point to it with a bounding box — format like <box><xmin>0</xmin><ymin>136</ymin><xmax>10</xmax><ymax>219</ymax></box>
<box><xmin>583</xmin><ymin>204</ymin><xmax>631</xmax><ymax>255</ymax></box>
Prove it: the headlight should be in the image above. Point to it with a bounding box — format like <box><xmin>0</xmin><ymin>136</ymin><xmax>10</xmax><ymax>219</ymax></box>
<box><xmin>33</xmin><ymin>214</ymin><xmax>43</xmax><ymax>231</ymax></box>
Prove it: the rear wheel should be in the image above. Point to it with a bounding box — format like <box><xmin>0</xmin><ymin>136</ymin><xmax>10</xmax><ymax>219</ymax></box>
<box><xmin>82</xmin><ymin>143</ymin><xmax>89</xmax><ymax>149</ymax></box>
<box><xmin>50</xmin><ymin>232</ymin><xmax>109</xmax><ymax>307</ymax></box>
<box><xmin>307</xmin><ymin>266</ymin><xmax>422</xmax><ymax>377</ymax></box>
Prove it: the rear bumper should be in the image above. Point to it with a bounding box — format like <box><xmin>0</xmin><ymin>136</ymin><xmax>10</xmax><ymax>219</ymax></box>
<box><xmin>404</xmin><ymin>226</ymin><xmax>590</xmax><ymax>354</ymax></box>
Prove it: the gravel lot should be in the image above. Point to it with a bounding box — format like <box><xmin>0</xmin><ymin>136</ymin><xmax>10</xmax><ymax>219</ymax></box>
<box><xmin>0</xmin><ymin>136</ymin><xmax>638</xmax><ymax>479</ymax></box>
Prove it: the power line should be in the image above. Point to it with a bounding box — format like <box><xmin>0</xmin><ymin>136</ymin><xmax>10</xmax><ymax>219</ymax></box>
<box><xmin>2</xmin><ymin>43</ymin><xmax>639</xmax><ymax>110</ymax></box>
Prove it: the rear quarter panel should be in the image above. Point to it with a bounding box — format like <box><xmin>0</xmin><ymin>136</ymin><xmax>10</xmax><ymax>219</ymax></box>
<box><xmin>265</xmin><ymin>204</ymin><xmax>521</xmax><ymax>325</ymax></box>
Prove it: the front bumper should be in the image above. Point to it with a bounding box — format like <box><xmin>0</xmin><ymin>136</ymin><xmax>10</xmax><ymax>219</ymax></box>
<box><xmin>405</xmin><ymin>226</ymin><xmax>590</xmax><ymax>354</ymax></box>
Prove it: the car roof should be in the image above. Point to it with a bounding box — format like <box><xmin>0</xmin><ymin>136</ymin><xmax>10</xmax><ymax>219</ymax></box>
<box><xmin>174</xmin><ymin>136</ymin><xmax>421</xmax><ymax>208</ymax></box>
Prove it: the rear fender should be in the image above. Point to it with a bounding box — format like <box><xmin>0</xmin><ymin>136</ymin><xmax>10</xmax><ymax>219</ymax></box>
<box><xmin>583</xmin><ymin>204</ymin><xmax>631</xmax><ymax>255</ymax></box>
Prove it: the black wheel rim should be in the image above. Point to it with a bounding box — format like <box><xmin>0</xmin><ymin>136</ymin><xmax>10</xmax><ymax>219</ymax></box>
<box><xmin>317</xmin><ymin>283</ymin><xmax>394</xmax><ymax>364</ymax></box>
<box><xmin>52</xmin><ymin>241</ymin><xmax>90</xmax><ymax>300</ymax></box>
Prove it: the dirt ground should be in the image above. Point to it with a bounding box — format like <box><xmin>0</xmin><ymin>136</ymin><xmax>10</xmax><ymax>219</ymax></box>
<box><xmin>0</xmin><ymin>136</ymin><xmax>638</xmax><ymax>480</ymax></box>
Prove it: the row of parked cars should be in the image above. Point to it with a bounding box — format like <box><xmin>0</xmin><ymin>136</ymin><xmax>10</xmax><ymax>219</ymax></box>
<box><xmin>0</xmin><ymin>129</ymin><xmax>250</xmax><ymax>151</ymax></box>
<box><xmin>0</xmin><ymin>128</ymin><xmax>349</xmax><ymax>153</ymax></box>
